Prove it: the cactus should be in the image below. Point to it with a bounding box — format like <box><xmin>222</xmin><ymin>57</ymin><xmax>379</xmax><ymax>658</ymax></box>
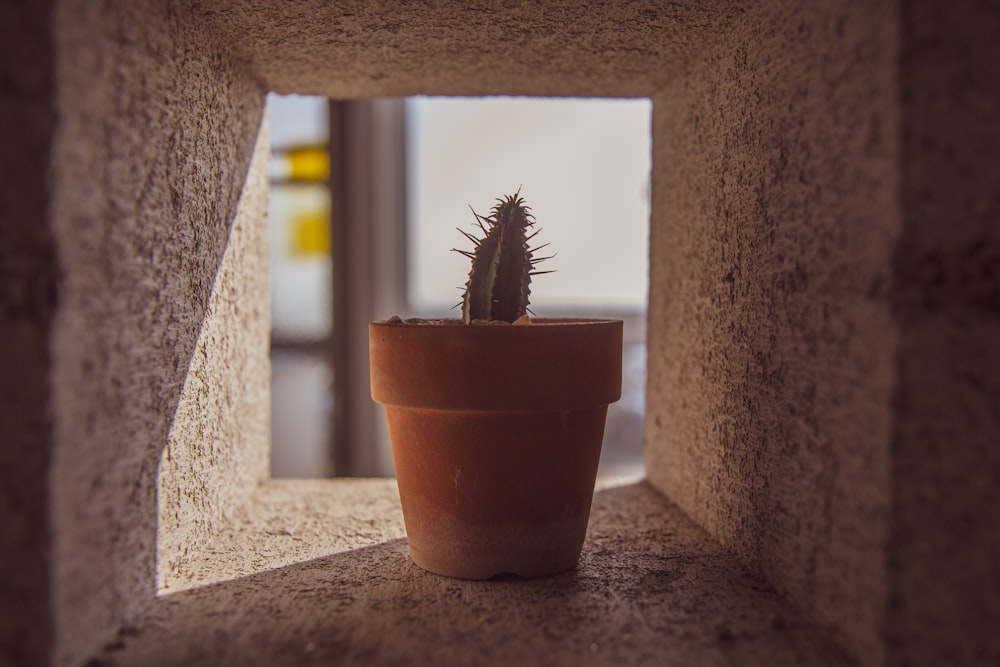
<box><xmin>454</xmin><ymin>192</ymin><xmax>552</xmax><ymax>324</ymax></box>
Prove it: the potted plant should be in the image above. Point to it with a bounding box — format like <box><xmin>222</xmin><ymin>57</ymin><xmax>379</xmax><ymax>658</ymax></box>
<box><xmin>369</xmin><ymin>192</ymin><xmax>622</xmax><ymax>579</ymax></box>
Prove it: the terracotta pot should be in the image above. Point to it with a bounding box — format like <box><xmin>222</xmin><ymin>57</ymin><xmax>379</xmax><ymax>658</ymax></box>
<box><xmin>369</xmin><ymin>318</ymin><xmax>622</xmax><ymax>579</ymax></box>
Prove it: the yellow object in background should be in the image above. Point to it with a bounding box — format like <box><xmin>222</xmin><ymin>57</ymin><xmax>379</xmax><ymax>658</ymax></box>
<box><xmin>290</xmin><ymin>210</ymin><xmax>331</xmax><ymax>257</ymax></box>
<box><xmin>287</xmin><ymin>146</ymin><xmax>330</xmax><ymax>181</ymax></box>
<box><xmin>271</xmin><ymin>146</ymin><xmax>330</xmax><ymax>182</ymax></box>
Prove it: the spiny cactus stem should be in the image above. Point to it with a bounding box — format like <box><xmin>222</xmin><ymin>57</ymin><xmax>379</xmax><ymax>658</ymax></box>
<box><xmin>456</xmin><ymin>192</ymin><xmax>548</xmax><ymax>324</ymax></box>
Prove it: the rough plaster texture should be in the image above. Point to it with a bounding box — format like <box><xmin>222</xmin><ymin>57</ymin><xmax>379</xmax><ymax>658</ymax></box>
<box><xmin>888</xmin><ymin>2</ymin><xmax>1000</xmax><ymax>664</ymax></box>
<box><xmin>156</xmin><ymin>115</ymin><xmax>270</xmax><ymax>594</ymax></box>
<box><xmin>646</xmin><ymin>1</ymin><xmax>1000</xmax><ymax>665</ymax></box>
<box><xmin>49</xmin><ymin>1</ymin><xmax>265</xmax><ymax>663</ymax></box>
<box><xmin>0</xmin><ymin>2</ymin><xmax>57</xmax><ymax>664</ymax></box>
<box><xmin>646</xmin><ymin>1</ymin><xmax>898</xmax><ymax>661</ymax></box>
<box><xmin>2</xmin><ymin>0</ymin><xmax>996</xmax><ymax>665</ymax></box>
<box><xmin>198</xmin><ymin>0</ymin><xmax>743</xmax><ymax>98</ymax></box>
<box><xmin>97</xmin><ymin>480</ymin><xmax>853</xmax><ymax>667</ymax></box>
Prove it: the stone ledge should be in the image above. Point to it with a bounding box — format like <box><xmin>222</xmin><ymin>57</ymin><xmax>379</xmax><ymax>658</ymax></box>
<box><xmin>104</xmin><ymin>479</ymin><xmax>852</xmax><ymax>665</ymax></box>
<box><xmin>159</xmin><ymin>479</ymin><xmax>409</xmax><ymax>594</ymax></box>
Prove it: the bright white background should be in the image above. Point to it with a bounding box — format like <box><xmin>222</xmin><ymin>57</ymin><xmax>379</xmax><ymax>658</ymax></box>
<box><xmin>407</xmin><ymin>96</ymin><xmax>652</xmax><ymax>313</ymax></box>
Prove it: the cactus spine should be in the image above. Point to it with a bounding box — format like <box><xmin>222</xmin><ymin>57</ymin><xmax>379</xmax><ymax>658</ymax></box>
<box><xmin>455</xmin><ymin>192</ymin><xmax>551</xmax><ymax>324</ymax></box>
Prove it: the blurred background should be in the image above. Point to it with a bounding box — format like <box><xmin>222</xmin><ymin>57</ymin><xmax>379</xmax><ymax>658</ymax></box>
<box><xmin>267</xmin><ymin>94</ymin><xmax>651</xmax><ymax>479</ymax></box>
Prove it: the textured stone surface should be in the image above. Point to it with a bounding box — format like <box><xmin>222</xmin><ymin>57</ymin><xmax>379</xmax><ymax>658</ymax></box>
<box><xmin>49</xmin><ymin>1</ymin><xmax>265</xmax><ymax>663</ymax></box>
<box><xmin>0</xmin><ymin>1</ymin><xmax>57</xmax><ymax>665</ymax></box>
<box><xmin>156</xmin><ymin>115</ymin><xmax>270</xmax><ymax>594</ymax></box>
<box><xmin>3</xmin><ymin>0</ymin><xmax>996</xmax><ymax>665</ymax></box>
<box><xmin>888</xmin><ymin>2</ymin><xmax>1000</xmax><ymax>664</ymax></box>
<box><xmin>98</xmin><ymin>480</ymin><xmax>852</xmax><ymax>667</ymax></box>
<box><xmin>162</xmin><ymin>479</ymin><xmax>408</xmax><ymax>593</ymax></box>
<box><xmin>198</xmin><ymin>0</ymin><xmax>743</xmax><ymax>98</ymax></box>
<box><xmin>645</xmin><ymin>1</ymin><xmax>898</xmax><ymax>661</ymax></box>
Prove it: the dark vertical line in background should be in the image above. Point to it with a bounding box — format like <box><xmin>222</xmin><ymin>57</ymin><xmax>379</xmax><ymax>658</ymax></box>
<box><xmin>384</xmin><ymin>100</ymin><xmax>409</xmax><ymax>315</ymax></box>
<box><xmin>329</xmin><ymin>101</ymin><xmax>378</xmax><ymax>476</ymax></box>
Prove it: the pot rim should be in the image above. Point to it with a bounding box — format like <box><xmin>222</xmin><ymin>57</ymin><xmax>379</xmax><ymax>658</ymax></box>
<box><xmin>371</xmin><ymin>317</ymin><xmax>622</xmax><ymax>327</ymax></box>
<box><xmin>369</xmin><ymin>318</ymin><xmax>623</xmax><ymax>411</ymax></box>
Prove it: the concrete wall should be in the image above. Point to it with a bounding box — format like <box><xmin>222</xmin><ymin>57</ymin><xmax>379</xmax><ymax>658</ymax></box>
<box><xmin>0</xmin><ymin>2</ymin><xmax>57</xmax><ymax>665</ymax></box>
<box><xmin>155</xmin><ymin>116</ymin><xmax>270</xmax><ymax>594</ymax></box>
<box><xmin>645</xmin><ymin>1</ymin><xmax>898</xmax><ymax>660</ymax></box>
<box><xmin>646</xmin><ymin>1</ymin><xmax>999</xmax><ymax>664</ymax></box>
<box><xmin>48</xmin><ymin>1</ymin><xmax>265</xmax><ymax>662</ymax></box>
<box><xmin>201</xmin><ymin>0</ymin><xmax>735</xmax><ymax>98</ymax></box>
<box><xmin>0</xmin><ymin>0</ymin><xmax>996</xmax><ymax>665</ymax></box>
<box><xmin>889</xmin><ymin>2</ymin><xmax>1000</xmax><ymax>663</ymax></box>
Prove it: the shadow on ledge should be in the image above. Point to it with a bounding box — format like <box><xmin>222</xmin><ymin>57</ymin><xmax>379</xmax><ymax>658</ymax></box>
<box><xmin>102</xmin><ymin>483</ymin><xmax>853</xmax><ymax>666</ymax></box>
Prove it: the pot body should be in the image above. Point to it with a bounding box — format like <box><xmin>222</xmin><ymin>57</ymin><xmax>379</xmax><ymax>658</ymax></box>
<box><xmin>370</xmin><ymin>319</ymin><xmax>622</xmax><ymax>579</ymax></box>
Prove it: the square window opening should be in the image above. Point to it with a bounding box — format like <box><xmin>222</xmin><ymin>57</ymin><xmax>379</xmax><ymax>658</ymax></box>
<box><xmin>266</xmin><ymin>94</ymin><xmax>651</xmax><ymax>480</ymax></box>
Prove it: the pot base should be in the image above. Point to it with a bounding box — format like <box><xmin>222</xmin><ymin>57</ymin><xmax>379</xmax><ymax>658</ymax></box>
<box><xmin>405</xmin><ymin>514</ymin><xmax>589</xmax><ymax>580</ymax></box>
